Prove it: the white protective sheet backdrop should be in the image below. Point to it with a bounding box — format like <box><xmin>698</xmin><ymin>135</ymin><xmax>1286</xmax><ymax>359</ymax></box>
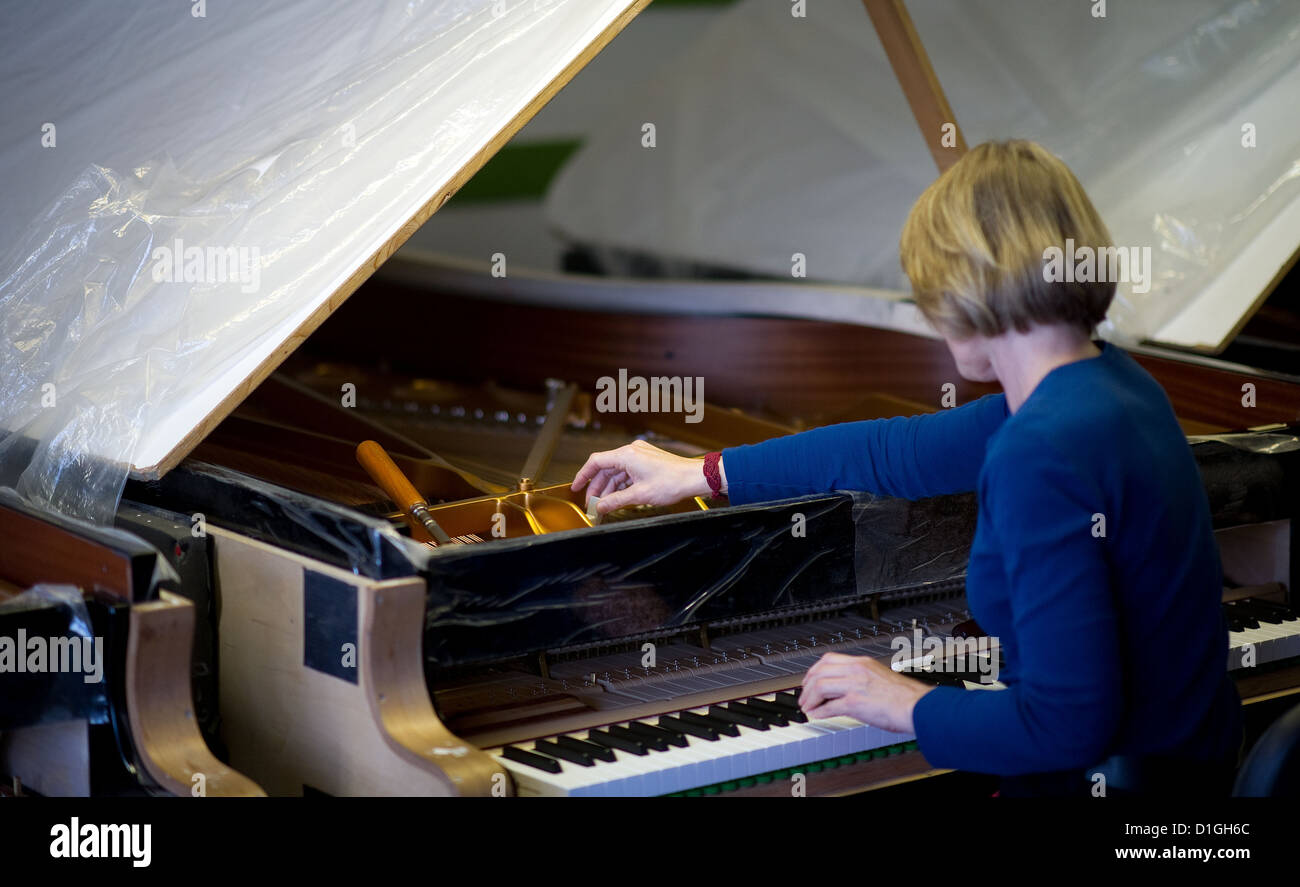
<box><xmin>544</xmin><ymin>0</ymin><xmax>1300</xmax><ymax>351</ymax></box>
<box><xmin>0</xmin><ymin>0</ymin><xmax>642</xmax><ymax>523</ymax></box>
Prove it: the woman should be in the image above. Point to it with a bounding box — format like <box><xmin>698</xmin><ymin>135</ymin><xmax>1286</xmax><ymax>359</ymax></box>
<box><xmin>571</xmin><ymin>140</ymin><xmax>1241</xmax><ymax>796</ymax></box>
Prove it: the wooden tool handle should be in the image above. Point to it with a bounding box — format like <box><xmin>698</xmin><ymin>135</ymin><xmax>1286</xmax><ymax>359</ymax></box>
<box><xmin>356</xmin><ymin>440</ymin><xmax>426</xmax><ymax>513</ymax></box>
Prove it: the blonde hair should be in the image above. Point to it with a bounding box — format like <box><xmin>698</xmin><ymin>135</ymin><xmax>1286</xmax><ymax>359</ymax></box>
<box><xmin>899</xmin><ymin>140</ymin><xmax>1114</xmax><ymax>339</ymax></box>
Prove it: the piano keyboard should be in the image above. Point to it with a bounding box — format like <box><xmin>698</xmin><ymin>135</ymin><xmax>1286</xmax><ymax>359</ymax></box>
<box><xmin>1226</xmin><ymin>598</ymin><xmax>1300</xmax><ymax>669</ymax></box>
<box><xmin>481</xmin><ymin>596</ymin><xmax>1298</xmax><ymax>795</ymax></box>
<box><xmin>489</xmin><ymin>690</ymin><xmax>913</xmax><ymax>797</ymax></box>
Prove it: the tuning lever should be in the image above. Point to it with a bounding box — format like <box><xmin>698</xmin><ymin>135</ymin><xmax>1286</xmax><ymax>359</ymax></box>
<box><xmin>355</xmin><ymin>439</ymin><xmax>453</xmax><ymax>544</ymax></box>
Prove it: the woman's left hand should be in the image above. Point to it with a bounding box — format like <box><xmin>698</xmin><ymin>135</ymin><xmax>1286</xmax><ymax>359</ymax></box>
<box><xmin>799</xmin><ymin>652</ymin><xmax>934</xmax><ymax>734</ymax></box>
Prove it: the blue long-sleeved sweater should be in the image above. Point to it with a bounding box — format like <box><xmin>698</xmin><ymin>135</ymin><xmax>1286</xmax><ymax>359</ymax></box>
<box><xmin>722</xmin><ymin>342</ymin><xmax>1241</xmax><ymax>776</ymax></box>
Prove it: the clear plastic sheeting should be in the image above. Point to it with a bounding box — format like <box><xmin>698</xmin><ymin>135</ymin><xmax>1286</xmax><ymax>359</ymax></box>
<box><xmin>0</xmin><ymin>583</ymin><xmax>104</xmax><ymax>727</ymax></box>
<box><xmin>545</xmin><ymin>0</ymin><xmax>1300</xmax><ymax>351</ymax></box>
<box><xmin>0</xmin><ymin>0</ymin><xmax>642</xmax><ymax>524</ymax></box>
<box><xmin>130</xmin><ymin>460</ymin><xmax>432</xmax><ymax>580</ymax></box>
<box><xmin>846</xmin><ymin>489</ymin><xmax>975</xmax><ymax>597</ymax></box>
<box><xmin>0</xmin><ymin>584</ymin><xmax>94</xmax><ymax>652</ymax></box>
<box><xmin>1189</xmin><ymin>431</ymin><xmax>1300</xmax><ymax>455</ymax></box>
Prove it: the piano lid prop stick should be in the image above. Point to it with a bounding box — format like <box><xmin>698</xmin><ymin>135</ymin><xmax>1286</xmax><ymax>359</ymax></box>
<box><xmin>518</xmin><ymin>380</ymin><xmax>577</xmax><ymax>491</ymax></box>
<box><xmin>356</xmin><ymin>439</ymin><xmax>464</xmax><ymax>545</ymax></box>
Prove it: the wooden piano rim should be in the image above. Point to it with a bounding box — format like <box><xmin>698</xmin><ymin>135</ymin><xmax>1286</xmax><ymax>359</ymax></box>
<box><xmin>0</xmin><ymin>503</ymin><xmax>142</xmax><ymax>602</ymax></box>
<box><xmin>306</xmin><ymin>284</ymin><xmax>1300</xmax><ymax>435</ymax></box>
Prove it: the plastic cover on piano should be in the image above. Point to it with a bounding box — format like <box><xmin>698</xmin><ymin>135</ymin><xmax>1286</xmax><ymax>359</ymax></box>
<box><xmin>0</xmin><ymin>0</ymin><xmax>644</xmax><ymax>524</ymax></box>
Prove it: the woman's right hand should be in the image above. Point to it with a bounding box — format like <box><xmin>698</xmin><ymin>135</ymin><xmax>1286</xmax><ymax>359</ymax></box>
<box><xmin>571</xmin><ymin>440</ymin><xmax>717</xmax><ymax>515</ymax></box>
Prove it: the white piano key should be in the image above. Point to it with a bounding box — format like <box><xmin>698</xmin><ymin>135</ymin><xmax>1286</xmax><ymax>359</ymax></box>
<box><xmin>492</xmin><ymin>690</ymin><xmax>918</xmax><ymax>796</ymax></box>
<box><xmin>495</xmin><ymin>751</ymin><xmax>584</xmax><ymax>797</ymax></box>
<box><xmin>595</xmin><ymin>744</ymin><xmax>664</xmax><ymax>797</ymax></box>
<box><xmin>654</xmin><ymin>733</ymin><xmax>731</xmax><ymax>795</ymax></box>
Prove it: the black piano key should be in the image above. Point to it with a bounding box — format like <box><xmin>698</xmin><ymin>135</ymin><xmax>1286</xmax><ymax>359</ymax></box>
<box><xmin>709</xmin><ymin>704</ymin><xmax>769</xmax><ymax>731</ymax></box>
<box><xmin>767</xmin><ymin>693</ymin><xmax>802</xmax><ymax>713</ymax></box>
<box><xmin>502</xmin><ymin>745</ymin><xmax>562</xmax><ymax>773</ymax></box>
<box><xmin>588</xmin><ymin>728</ymin><xmax>649</xmax><ymax>756</ymax></box>
<box><xmin>1234</xmin><ymin>599</ymin><xmax>1289</xmax><ymax>625</ymax></box>
<box><xmin>557</xmin><ymin>735</ymin><xmax>615</xmax><ymax>762</ymax></box>
<box><xmin>1224</xmin><ymin>602</ymin><xmax>1262</xmax><ymax>629</ymax></box>
<box><xmin>627</xmin><ymin>721</ymin><xmax>688</xmax><ymax>748</ymax></box>
<box><xmin>535</xmin><ymin>739</ymin><xmax>594</xmax><ymax>767</ymax></box>
<box><xmin>1268</xmin><ymin>603</ymin><xmax>1300</xmax><ymax>621</ymax></box>
<box><xmin>612</xmin><ymin>724</ymin><xmax>668</xmax><ymax>751</ymax></box>
<box><xmin>680</xmin><ymin>710</ymin><xmax>740</xmax><ymax>737</ymax></box>
<box><xmin>1227</xmin><ymin>616</ymin><xmax>1255</xmax><ymax>633</ymax></box>
<box><xmin>730</xmin><ymin>700</ymin><xmax>788</xmax><ymax>727</ymax></box>
<box><xmin>658</xmin><ymin>715</ymin><xmax>720</xmax><ymax>741</ymax></box>
<box><xmin>749</xmin><ymin>696</ymin><xmax>807</xmax><ymax>723</ymax></box>
<box><xmin>1257</xmin><ymin>601</ymin><xmax>1298</xmax><ymax>622</ymax></box>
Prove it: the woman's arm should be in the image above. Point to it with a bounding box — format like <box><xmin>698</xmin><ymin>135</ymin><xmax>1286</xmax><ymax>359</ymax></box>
<box><xmin>722</xmin><ymin>393</ymin><xmax>1008</xmax><ymax>506</ymax></box>
<box><xmin>572</xmin><ymin>394</ymin><xmax>1009</xmax><ymax>514</ymax></box>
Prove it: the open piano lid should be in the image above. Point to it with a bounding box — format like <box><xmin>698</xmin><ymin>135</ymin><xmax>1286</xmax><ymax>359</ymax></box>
<box><xmin>543</xmin><ymin>0</ymin><xmax>1300</xmax><ymax>356</ymax></box>
<box><xmin>0</xmin><ymin>0</ymin><xmax>648</xmax><ymax>521</ymax></box>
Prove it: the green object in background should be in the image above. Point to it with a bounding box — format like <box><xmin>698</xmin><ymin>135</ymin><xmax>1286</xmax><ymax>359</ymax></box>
<box><xmin>451</xmin><ymin>140</ymin><xmax>583</xmax><ymax>204</ymax></box>
<box><xmin>448</xmin><ymin>1</ymin><xmax>734</xmax><ymax>206</ymax></box>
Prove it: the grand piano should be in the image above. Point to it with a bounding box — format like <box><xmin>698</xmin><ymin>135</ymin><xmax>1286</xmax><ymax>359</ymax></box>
<box><xmin>2</xmin><ymin>0</ymin><xmax>1298</xmax><ymax>797</ymax></box>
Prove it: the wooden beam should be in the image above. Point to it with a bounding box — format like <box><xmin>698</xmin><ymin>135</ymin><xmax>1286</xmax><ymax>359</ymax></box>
<box><xmin>861</xmin><ymin>0</ymin><xmax>967</xmax><ymax>173</ymax></box>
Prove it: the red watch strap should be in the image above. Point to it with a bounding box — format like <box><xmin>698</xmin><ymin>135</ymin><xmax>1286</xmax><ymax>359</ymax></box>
<box><xmin>703</xmin><ymin>451</ymin><xmax>723</xmax><ymax>498</ymax></box>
